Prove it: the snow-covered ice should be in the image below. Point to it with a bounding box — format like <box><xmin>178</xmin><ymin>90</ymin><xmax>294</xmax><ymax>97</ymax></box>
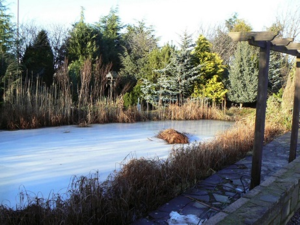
<box><xmin>0</xmin><ymin>120</ymin><xmax>232</xmax><ymax>208</ymax></box>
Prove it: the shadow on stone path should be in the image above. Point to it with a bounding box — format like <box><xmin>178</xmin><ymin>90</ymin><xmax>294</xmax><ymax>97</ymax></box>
<box><xmin>133</xmin><ymin>131</ymin><xmax>300</xmax><ymax>225</ymax></box>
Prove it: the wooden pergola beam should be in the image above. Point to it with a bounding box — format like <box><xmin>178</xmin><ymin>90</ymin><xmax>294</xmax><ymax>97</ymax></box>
<box><xmin>248</xmin><ymin>39</ymin><xmax>300</xmax><ymax>56</ymax></box>
<box><xmin>271</xmin><ymin>38</ymin><xmax>294</xmax><ymax>46</ymax></box>
<box><xmin>270</xmin><ymin>45</ymin><xmax>300</xmax><ymax>57</ymax></box>
<box><xmin>286</xmin><ymin>42</ymin><xmax>300</xmax><ymax>51</ymax></box>
<box><xmin>228</xmin><ymin>32</ymin><xmax>278</xmax><ymax>42</ymax></box>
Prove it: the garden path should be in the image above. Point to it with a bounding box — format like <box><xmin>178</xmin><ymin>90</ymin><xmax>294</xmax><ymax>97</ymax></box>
<box><xmin>133</xmin><ymin>130</ymin><xmax>300</xmax><ymax>224</ymax></box>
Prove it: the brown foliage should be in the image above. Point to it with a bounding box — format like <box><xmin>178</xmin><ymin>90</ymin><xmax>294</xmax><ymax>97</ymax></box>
<box><xmin>157</xmin><ymin>128</ymin><xmax>189</xmax><ymax>144</ymax></box>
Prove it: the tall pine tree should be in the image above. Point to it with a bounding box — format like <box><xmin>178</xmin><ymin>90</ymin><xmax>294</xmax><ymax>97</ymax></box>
<box><xmin>0</xmin><ymin>0</ymin><xmax>14</xmax><ymax>55</ymax></box>
<box><xmin>228</xmin><ymin>42</ymin><xmax>258</xmax><ymax>107</ymax></box>
<box><xmin>155</xmin><ymin>45</ymin><xmax>201</xmax><ymax>104</ymax></box>
<box><xmin>119</xmin><ymin>21</ymin><xmax>158</xmax><ymax>79</ymax></box>
<box><xmin>22</xmin><ymin>29</ymin><xmax>54</xmax><ymax>86</ymax></box>
<box><xmin>0</xmin><ymin>0</ymin><xmax>15</xmax><ymax>80</ymax></box>
<box><xmin>96</xmin><ymin>7</ymin><xmax>124</xmax><ymax>71</ymax></box>
<box><xmin>268</xmin><ymin>51</ymin><xmax>284</xmax><ymax>95</ymax></box>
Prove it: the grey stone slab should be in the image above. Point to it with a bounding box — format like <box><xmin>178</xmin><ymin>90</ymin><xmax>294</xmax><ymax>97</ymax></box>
<box><xmin>243</xmin><ymin>185</ymin><xmax>263</xmax><ymax>199</ymax></box>
<box><xmin>260</xmin><ymin>176</ymin><xmax>277</xmax><ymax>187</ymax></box>
<box><xmin>257</xmin><ymin>193</ymin><xmax>281</xmax><ymax>204</ymax></box>
<box><xmin>180</xmin><ymin>201</ymin><xmax>208</xmax><ymax>217</ymax></box>
<box><xmin>192</xmin><ymin>201</ymin><xmax>209</xmax><ymax>209</ymax></box>
<box><xmin>231</xmin><ymin>178</ymin><xmax>244</xmax><ymax>186</ymax></box>
<box><xmin>234</xmin><ymin>201</ymin><xmax>271</xmax><ymax>224</ymax></box>
<box><xmin>148</xmin><ymin>210</ymin><xmax>169</xmax><ymax>220</ymax></box>
<box><xmin>204</xmin><ymin>174</ymin><xmax>225</xmax><ymax>185</ymax></box>
<box><xmin>213</xmin><ymin>193</ymin><xmax>229</xmax><ymax>203</ymax></box>
<box><xmin>223</xmin><ymin>197</ymin><xmax>249</xmax><ymax>213</ymax></box>
<box><xmin>185</xmin><ymin>188</ymin><xmax>208</xmax><ymax>196</ymax></box>
<box><xmin>202</xmin><ymin>212</ymin><xmax>228</xmax><ymax>225</ymax></box>
<box><xmin>225</xmin><ymin>191</ymin><xmax>240</xmax><ymax>198</ymax></box>
<box><xmin>157</xmin><ymin>195</ymin><xmax>192</xmax><ymax>213</ymax></box>
<box><xmin>185</xmin><ymin>193</ymin><xmax>210</xmax><ymax>202</ymax></box>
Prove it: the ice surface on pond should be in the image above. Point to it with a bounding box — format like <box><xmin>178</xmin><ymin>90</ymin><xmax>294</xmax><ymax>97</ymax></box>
<box><xmin>0</xmin><ymin>120</ymin><xmax>233</xmax><ymax>208</ymax></box>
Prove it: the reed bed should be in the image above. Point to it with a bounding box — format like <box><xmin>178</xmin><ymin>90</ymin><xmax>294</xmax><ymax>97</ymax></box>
<box><xmin>0</xmin><ymin>77</ymin><xmax>228</xmax><ymax>130</ymax></box>
<box><xmin>164</xmin><ymin>100</ymin><xmax>230</xmax><ymax>121</ymax></box>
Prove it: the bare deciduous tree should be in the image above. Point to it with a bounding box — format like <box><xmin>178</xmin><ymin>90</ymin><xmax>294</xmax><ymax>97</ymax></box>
<box><xmin>210</xmin><ymin>24</ymin><xmax>237</xmax><ymax>66</ymax></box>
<box><xmin>47</xmin><ymin>23</ymin><xmax>69</xmax><ymax>69</ymax></box>
<box><xmin>19</xmin><ymin>20</ymin><xmax>41</xmax><ymax>58</ymax></box>
<box><xmin>275</xmin><ymin>0</ymin><xmax>300</xmax><ymax>41</ymax></box>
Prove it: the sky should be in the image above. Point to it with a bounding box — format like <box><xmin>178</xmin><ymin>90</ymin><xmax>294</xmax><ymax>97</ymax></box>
<box><xmin>5</xmin><ymin>0</ymin><xmax>288</xmax><ymax>46</ymax></box>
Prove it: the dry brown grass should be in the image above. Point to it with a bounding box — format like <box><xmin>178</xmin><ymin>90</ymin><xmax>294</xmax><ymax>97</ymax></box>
<box><xmin>164</xmin><ymin>100</ymin><xmax>231</xmax><ymax>121</ymax></box>
<box><xmin>157</xmin><ymin>128</ymin><xmax>189</xmax><ymax>144</ymax></box>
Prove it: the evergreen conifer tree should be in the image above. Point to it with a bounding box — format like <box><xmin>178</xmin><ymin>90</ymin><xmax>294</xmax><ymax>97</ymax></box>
<box><xmin>97</xmin><ymin>7</ymin><xmax>124</xmax><ymax>71</ymax></box>
<box><xmin>140</xmin><ymin>78</ymin><xmax>156</xmax><ymax>108</ymax></box>
<box><xmin>22</xmin><ymin>29</ymin><xmax>54</xmax><ymax>86</ymax></box>
<box><xmin>119</xmin><ymin>21</ymin><xmax>158</xmax><ymax>79</ymax></box>
<box><xmin>0</xmin><ymin>0</ymin><xmax>14</xmax><ymax>55</ymax></box>
<box><xmin>67</xmin><ymin>8</ymin><xmax>98</xmax><ymax>65</ymax></box>
<box><xmin>156</xmin><ymin>47</ymin><xmax>201</xmax><ymax>105</ymax></box>
<box><xmin>0</xmin><ymin>0</ymin><xmax>15</xmax><ymax>80</ymax></box>
<box><xmin>191</xmin><ymin>35</ymin><xmax>227</xmax><ymax>103</ymax></box>
<box><xmin>192</xmin><ymin>35</ymin><xmax>226</xmax><ymax>85</ymax></box>
<box><xmin>268</xmin><ymin>51</ymin><xmax>284</xmax><ymax>94</ymax></box>
<box><xmin>228</xmin><ymin>42</ymin><xmax>259</xmax><ymax>107</ymax></box>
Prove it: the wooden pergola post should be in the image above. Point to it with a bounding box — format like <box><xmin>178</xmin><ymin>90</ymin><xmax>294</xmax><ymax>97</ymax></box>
<box><xmin>250</xmin><ymin>42</ymin><xmax>270</xmax><ymax>189</ymax></box>
<box><xmin>289</xmin><ymin>56</ymin><xmax>300</xmax><ymax>162</ymax></box>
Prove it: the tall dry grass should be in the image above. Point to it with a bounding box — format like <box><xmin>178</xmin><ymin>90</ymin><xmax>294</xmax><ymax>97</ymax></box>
<box><xmin>164</xmin><ymin>99</ymin><xmax>230</xmax><ymax>121</ymax></box>
<box><xmin>0</xmin><ymin>71</ymin><xmax>228</xmax><ymax>130</ymax></box>
<box><xmin>1</xmin><ymin>71</ymin><xmax>73</xmax><ymax>129</ymax></box>
<box><xmin>0</xmin><ymin>58</ymin><xmax>149</xmax><ymax>129</ymax></box>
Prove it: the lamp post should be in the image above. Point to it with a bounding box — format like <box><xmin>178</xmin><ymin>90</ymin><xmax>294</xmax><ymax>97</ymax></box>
<box><xmin>17</xmin><ymin>0</ymin><xmax>19</xmax><ymax>35</ymax></box>
<box><xmin>17</xmin><ymin>0</ymin><xmax>19</xmax><ymax>63</ymax></box>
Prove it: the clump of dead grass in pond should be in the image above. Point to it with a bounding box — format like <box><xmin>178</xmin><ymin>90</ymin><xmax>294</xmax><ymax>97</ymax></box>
<box><xmin>157</xmin><ymin>128</ymin><xmax>189</xmax><ymax>144</ymax></box>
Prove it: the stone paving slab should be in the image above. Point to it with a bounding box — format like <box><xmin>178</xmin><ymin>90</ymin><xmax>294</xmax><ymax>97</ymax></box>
<box><xmin>133</xmin><ymin>131</ymin><xmax>300</xmax><ymax>225</ymax></box>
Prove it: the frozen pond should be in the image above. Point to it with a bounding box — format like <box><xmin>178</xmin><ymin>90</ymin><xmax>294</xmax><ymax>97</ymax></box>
<box><xmin>0</xmin><ymin>120</ymin><xmax>233</xmax><ymax>208</ymax></box>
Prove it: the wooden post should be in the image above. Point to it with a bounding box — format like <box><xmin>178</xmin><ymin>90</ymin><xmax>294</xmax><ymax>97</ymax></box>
<box><xmin>250</xmin><ymin>42</ymin><xmax>271</xmax><ymax>190</ymax></box>
<box><xmin>289</xmin><ymin>56</ymin><xmax>300</xmax><ymax>162</ymax></box>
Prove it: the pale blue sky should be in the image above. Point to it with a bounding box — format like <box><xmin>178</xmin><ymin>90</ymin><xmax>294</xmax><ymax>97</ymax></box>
<box><xmin>6</xmin><ymin>0</ymin><xmax>288</xmax><ymax>45</ymax></box>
